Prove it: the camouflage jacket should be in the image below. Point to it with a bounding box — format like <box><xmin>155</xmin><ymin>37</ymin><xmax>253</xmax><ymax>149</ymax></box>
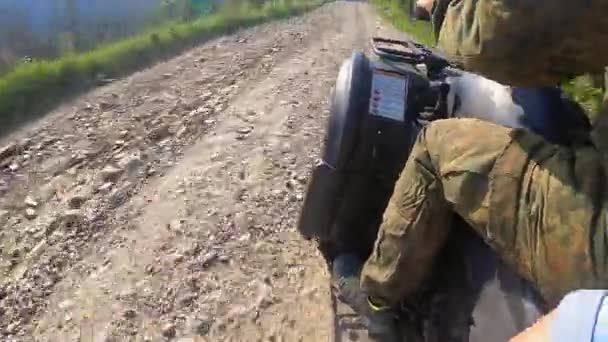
<box><xmin>427</xmin><ymin>0</ymin><xmax>608</xmax><ymax>303</ymax></box>
<box><xmin>432</xmin><ymin>0</ymin><xmax>608</xmax><ymax>159</ymax></box>
<box><xmin>433</xmin><ymin>0</ymin><xmax>608</xmax><ymax>88</ymax></box>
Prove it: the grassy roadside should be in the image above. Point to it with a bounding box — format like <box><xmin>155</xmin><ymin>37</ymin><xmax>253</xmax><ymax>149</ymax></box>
<box><xmin>0</xmin><ymin>0</ymin><xmax>325</xmax><ymax>136</ymax></box>
<box><xmin>371</xmin><ymin>0</ymin><xmax>434</xmax><ymax>46</ymax></box>
<box><xmin>371</xmin><ymin>0</ymin><xmax>604</xmax><ymax>116</ymax></box>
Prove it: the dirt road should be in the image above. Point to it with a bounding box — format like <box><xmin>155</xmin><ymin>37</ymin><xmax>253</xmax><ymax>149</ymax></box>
<box><xmin>0</xmin><ymin>2</ymin><xmax>401</xmax><ymax>341</ymax></box>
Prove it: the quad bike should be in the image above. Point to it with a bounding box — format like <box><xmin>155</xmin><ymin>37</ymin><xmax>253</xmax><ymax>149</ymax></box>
<box><xmin>296</xmin><ymin>37</ymin><xmax>591</xmax><ymax>342</ymax></box>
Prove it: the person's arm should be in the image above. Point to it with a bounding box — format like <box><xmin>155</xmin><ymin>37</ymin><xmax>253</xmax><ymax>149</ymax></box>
<box><xmin>509</xmin><ymin>289</ymin><xmax>608</xmax><ymax>342</ymax></box>
<box><xmin>416</xmin><ymin>0</ymin><xmax>434</xmax><ymax>13</ymax></box>
<box><xmin>509</xmin><ymin>310</ymin><xmax>557</xmax><ymax>342</ymax></box>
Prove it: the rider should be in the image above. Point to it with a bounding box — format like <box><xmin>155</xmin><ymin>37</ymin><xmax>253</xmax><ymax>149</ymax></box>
<box><xmin>357</xmin><ymin>0</ymin><xmax>608</xmax><ymax>339</ymax></box>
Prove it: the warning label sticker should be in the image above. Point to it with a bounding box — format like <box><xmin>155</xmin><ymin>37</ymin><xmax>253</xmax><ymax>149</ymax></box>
<box><xmin>369</xmin><ymin>70</ymin><xmax>407</xmax><ymax>122</ymax></box>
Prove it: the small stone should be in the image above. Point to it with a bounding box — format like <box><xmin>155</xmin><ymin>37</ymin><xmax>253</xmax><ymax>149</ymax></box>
<box><xmin>98</xmin><ymin>101</ymin><xmax>115</xmax><ymax>111</ymax></box>
<box><xmin>123</xmin><ymin>309</ymin><xmax>137</xmax><ymax>319</ymax></box>
<box><xmin>24</xmin><ymin>196</ymin><xmax>39</xmax><ymax>208</ymax></box>
<box><xmin>6</xmin><ymin>321</ymin><xmax>19</xmax><ymax>333</ymax></box>
<box><xmin>179</xmin><ymin>292</ymin><xmax>198</xmax><ymax>306</ymax></box>
<box><xmin>162</xmin><ymin>73</ymin><xmax>173</xmax><ymax>79</ymax></box>
<box><xmin>200</xmin><ymin>251</ymin><xmax>218</xmax><ymax>266</ymax></box>
<box><xmin>121</xmin><ymin>156</ymin><xmax>145</xmax><ymax>180</ymax></box>
<box><xmin>50</xmin><ymin>210</ymin><xmax>86</xmax><ymax>231</ymax></box>
<box><xmin>162</xmin><ymin>323</ymin><xmax>176</xmax><ymax>338</ymax></box>
<box><xmin>24</xmin><ymin>208</ymin><xmax>37</xmax><ymax>220</ymax></box>
<box><xmin>193</xmin><ymin>317</ymin><xmax>213</xmax><ymax>336</ymax></box>
<box><xmin>119</xmin><ymin>288</ymin><xmax>136</xmax><ymax>299</ymax></box>
<box><xmin>0</xmin><ymin>142</ymin><xmax>17</xmax><ymax>161</ymax></box>
<box><xmin>168</xmin><ymin>218</ymin><xmax>186</xmax><ymax>232</ymax></box>
<box><xmin>176</xmin><ymin>125</ymin><xmax>189</xmax><ymax>138</ymax></box>
<box><xmin>237</xmin><ymin>127</ymin><xmax>252</xmax><ymax>134</ymax></box>
<box><xmin>285</xmin><ymin>179</ymin><xmax>298</xmax><ymax>190</ymax></box>
<box><xmin>0</xmin><ymin>209</ymin><xmax>9</xmax><ymax>225</ymax></box>
<box><xmin>68</xmin><ymin>194</ymin><xmax>88</xmax><ymax>209</ymax></box>
<box><xmin>8</xmin><ymin>162</ymin><xmax>19</xmax><ymax>172</ymax></box>
<box><xmin>39</xmin><ymin>174</ymin><xmax>76</xmax><ymax>201</ymax></box>
<box><xmin>176</xmin><ymin>338</ymin><xmax>196</xmax><ymax>342</ymax></box>
<box><xmin>172</xmin><ymin>253</ymin><xmax>185</xmax><ymax>264</ymax></box>
<box><xmin>148</xmin><ymin>124</ymin><xmax>171</xmax><ymax>141</ymax></box>
<box><xmin>58</xmin><ymin>299</ymin><xmax>74</xmax><ymax>310</ymax></box>
<box><xmin>233</xmin><ymin>212</ymin><xmax>252</xmax><ymax>230</ymax></box>
<box><xmin>145</xmin><ymin>264</ymin><xmax>157</xmax><ymax>274</ymax></box>
<box><xmin>217</xmin><ymin>255</ymin><xmax>230</xmax><ymax>263</ymax></box>
<box><xmin>98</xmin><ymin>182</ymin><xmax>114</xmax><ymax>193</ymax></box>
<box><xmin>100</xmin><ymin>165</ymin><xmax>123</xmax><ymax>182</ymax></box>
<box><xmin>43</xmin><ymin>154</ymin><xmax>83</xmax><ymax>176</ymax></box>
<box><xmin>108</xmin><ymin>182</ymin><xmax>133</xmax><ymax>209</ymax></box>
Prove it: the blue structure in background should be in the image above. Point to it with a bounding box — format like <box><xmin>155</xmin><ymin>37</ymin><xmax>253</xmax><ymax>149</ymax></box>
<box><xmin>0</xmin><ymin>0</ymin><xmax>221</xmax><ymax>67</ymax></box>
<box><xmin>0</xmin><ymin>0</ymin><xmax>160</xmax><ymax>41</ymax></box>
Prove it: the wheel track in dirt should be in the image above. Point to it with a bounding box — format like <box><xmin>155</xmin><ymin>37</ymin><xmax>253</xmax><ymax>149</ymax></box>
<box><xmin>0</xmin><ymin>2</ymin><xmax>400</xmax><ymax>341</ymax></box>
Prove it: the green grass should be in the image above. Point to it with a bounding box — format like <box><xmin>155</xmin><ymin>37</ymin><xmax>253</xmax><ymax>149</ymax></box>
<box><xmin>562</xmin><ymin>75</ymin><xmax>604</xmax><ymax>119</ymax></box>
<box><xmin>371</xmin><ymin>0</ymin><xmax>605</xmax><ymax>118</ymax></box>
<box><xmin>371</xmin><ymin>0</ymin><xmax>434</xmax><ymax>46</ymax></box>
<box><xmin>0</xmin><ymin>0</ymin><xmax>325</xmax><ymax>136</ymax></box>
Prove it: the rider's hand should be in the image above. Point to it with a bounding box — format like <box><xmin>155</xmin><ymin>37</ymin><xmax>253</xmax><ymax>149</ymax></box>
<box><xmin>416</xmin><ymin>0</ymin><xmax>435</xmax><ymax>13</ymax></box>
<box><xmin>508</xmin><ymin>310</ymin><xmax>556</xmax><ymax>342</ymax></box>
<box><xmin>510</xmin><ymin>289</ymin><xmax>608</xmax><ymax>342</ymax></box>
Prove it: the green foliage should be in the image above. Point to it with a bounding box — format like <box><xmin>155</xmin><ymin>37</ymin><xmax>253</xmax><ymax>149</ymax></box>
<box><xmin>562</xmin><ymin>75</ymin><xmax>604</xmax><ymax>120</ymax></box>
<box><xmin>370</xmin><ymin>0</ymin><xmax>434</xmax><ymax>46</ymax></box>
<box><xmin>0</xmin><ymin>0</ymin><xmax>325</xmax><ymax>136</ymax></box>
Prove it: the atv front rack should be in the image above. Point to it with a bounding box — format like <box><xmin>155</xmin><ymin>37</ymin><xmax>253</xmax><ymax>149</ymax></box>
<box><xmin>371</xmin><ymin>37</ymin><xmax>427</xmax><ymax>64</ymax></box>
<box><xmin>371</xmin><ymin>36</ymin><xmax>453</xmax><ymax>75</ymax></box>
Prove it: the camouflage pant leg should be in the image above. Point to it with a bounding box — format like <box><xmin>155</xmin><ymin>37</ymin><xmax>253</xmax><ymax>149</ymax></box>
<box><xmin>360</xmin><ymin>118</ymin><xmax>512</xmax><ymax>304</ymax></box>
<box><xmin>360</xmin><ymin>118</ymin><xmax>608</xmax><ymax>306</ymax></box>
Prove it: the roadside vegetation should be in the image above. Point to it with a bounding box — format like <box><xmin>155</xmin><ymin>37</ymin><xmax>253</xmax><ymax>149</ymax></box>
<box><xmin>371</xmin><ymin>0</ymin><xmax>604</xmax><ymax>117</ymax></box>
<box><xmin>0</xmin><ymin>0</ymin><xmax>324</xmax><ymax>136</ymax></box>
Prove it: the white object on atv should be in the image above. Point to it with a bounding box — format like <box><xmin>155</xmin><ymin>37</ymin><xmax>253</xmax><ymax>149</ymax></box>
<box><xmin>445</xmin><ymin>70</ymin><xmax>527</xmax><ymax>128</ymax></box>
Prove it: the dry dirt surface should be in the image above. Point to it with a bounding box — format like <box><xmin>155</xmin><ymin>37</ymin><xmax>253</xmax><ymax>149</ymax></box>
<box><xmin>0</xmin><ymin>2</ymin><xmax>403</xmax><ymax>341</ymax></box>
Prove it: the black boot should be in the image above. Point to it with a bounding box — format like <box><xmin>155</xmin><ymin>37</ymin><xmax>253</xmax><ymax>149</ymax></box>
<box><xmin>366</xmin><ymin>296</ymin><xmax>401</xmax><ymax>342</ymax></box>
<box><xmin>332</xmin><ymin>254</ymin><xmax>401</xmax><ymax>341</ymax></box>
<box><xmin>332</xmin><ymin>253</ymin><xmax>368</xmax><ymax>313</ymax></box>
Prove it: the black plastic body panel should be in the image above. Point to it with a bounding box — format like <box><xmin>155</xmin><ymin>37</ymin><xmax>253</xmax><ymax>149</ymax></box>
<box><xmin>323</xmin><ymin>51</ymin><xmax>372</xmax><ymax>169</ymax></box>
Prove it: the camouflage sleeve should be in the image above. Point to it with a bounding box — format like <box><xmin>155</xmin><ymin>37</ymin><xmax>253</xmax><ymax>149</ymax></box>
<box><xmin>435</xmin><ymin>0</ymin><xmax>608</xmax><ymax>87</ymax></box>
